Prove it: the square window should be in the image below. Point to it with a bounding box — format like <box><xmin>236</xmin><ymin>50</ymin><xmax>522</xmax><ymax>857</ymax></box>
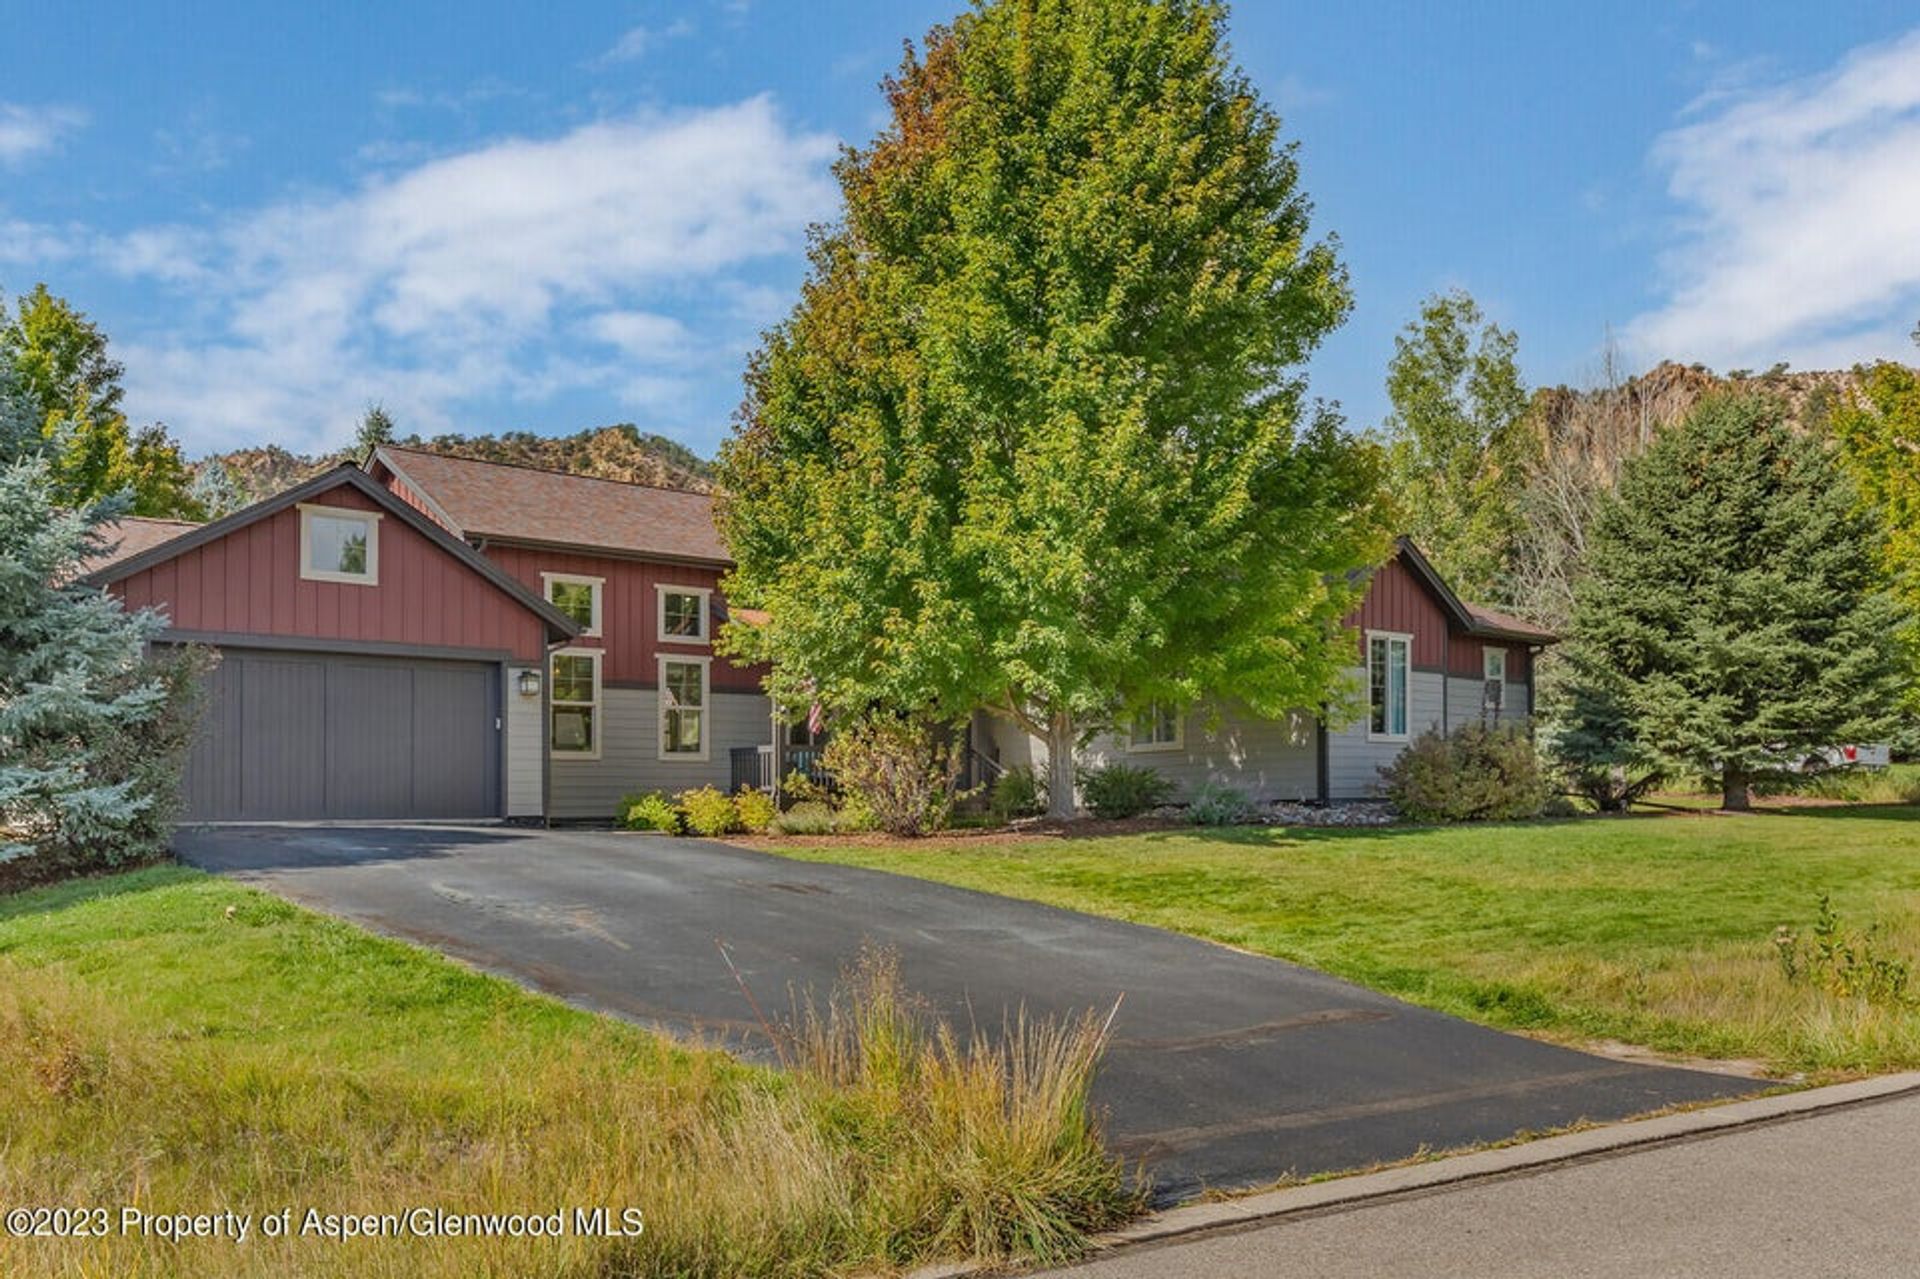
<box><xmin>544</xmin><ymin>575</ymin><xmax>602</xmax><ymax>634</ymax></box>
<box><xmin>658</xmin><ymin>586</ymin><xmax>709</xmax><ymax>643</ymax></box>
<box><xmin>299</xmin><ymin>506</ymin><xmax>378</xmax><ymax>584</ymax></box>
<box><xmin>1127</xmin><ymin>702</ymin><xmax>1182</xmax><ymax>751</ymax></box>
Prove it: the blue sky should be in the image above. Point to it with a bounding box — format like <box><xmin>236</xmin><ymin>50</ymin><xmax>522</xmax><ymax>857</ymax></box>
<box><xmin>3</xmin><ymin>1</ymin><xmax>1918</xmax><ymax>459</ymax></box>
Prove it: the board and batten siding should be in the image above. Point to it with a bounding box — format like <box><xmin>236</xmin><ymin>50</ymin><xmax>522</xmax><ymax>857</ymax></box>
<box><xmin>481</xmin><ymin>544</ymin><xmax>766</xmax><ymax>693</ymax></box>
<box><xmin>1080</xmin><ymin>705</ymin><xmax>1319</xmax><ymax>803</ymax></box>
<box><xmin>1346</xmin><ymin>557</ymin><xmax>1451</xmax><ymax>668</ymax></box>
<box><xmin>110</xmin><ymin>486</ymin><xmax>551</xmax><ymax>664</ymax></box>
<box><xmin>549</xmin><ymin>688</ymin><xmax>773</xmax><ymax>819</ymax></box>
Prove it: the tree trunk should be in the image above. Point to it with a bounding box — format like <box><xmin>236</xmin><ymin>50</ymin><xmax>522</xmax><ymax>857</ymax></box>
<box><xmin>1045</xmin><ymin>709</ymin><xmax>1078</xmax><ymax>820</ymax></box>
<box><xmin>1722</xmin><ymin>768</ymin><xmax>1750</xmax><ymax>812</ymax></box>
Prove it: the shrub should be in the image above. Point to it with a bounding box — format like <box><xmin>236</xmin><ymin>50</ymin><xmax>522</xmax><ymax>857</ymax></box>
<box><xmin>1381</xmin><ymin>722</ymin><xmax>1549</xmax><ymax>823</ymax></box>
<box><xmin>1186</xmin><ymin>780</ymin><xmax>1250</xmax><ymax>826</ymax></box>
<box><xmin>834</xmin><ymin>790</ymin><xmax>879</xmax><ymax>833</ymax></box>
<box><xmin>821</xmin><ymin>716</ymin><xmax>969</xmax><ymax>837</ymax></box>
<box><xmin>1076</xmin><ymin>763</ymin><xmax>1174</xmax><ymax>820</ymax></box>
<box><xmin>620</xmin><ymin>791</ymin><xmax>682</xmax><ymax>833</ymax></box>
<box><xmin>772</xmin><ymin>800</ymin><xmax>836</xmax><ymax>836</ymax></box>
<box><xmin>988</xmin><ymin>765</ymin><xmax>1047</xmax><ymax>824</ymax></box>
<box><xmin>676</xmin><ymin>786</ymin><xmax>742</xmax><ymax>837</ymax></box>
<box><xmin>734</xmin><ymin>787</ymin><xmax>777</xmax><ymax>834</ymax></box>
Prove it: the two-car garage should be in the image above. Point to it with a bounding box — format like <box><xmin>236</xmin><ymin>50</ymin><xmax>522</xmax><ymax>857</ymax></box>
<box><xmin>178</xmin><ymin>648</ymin><xmax>503</xmax><ymax>821</ymax></box>
<box><xmin>84</xmin><ymin>466</ymin><xmax>580</xmax><ymax>824</ymax></box>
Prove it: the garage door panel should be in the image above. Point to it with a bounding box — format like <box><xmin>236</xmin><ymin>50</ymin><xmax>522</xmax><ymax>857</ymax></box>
<box><xmin>181</xmin><ymin>649</ymin><xmax>499</xmax><ymax>821</ymax></box>
<box><xmin>409</xmin><ymin>664</ymin><xmax>496</xmax><ymax>819</ymax></box>
<box><xmin>240</xmin><ymin>656</ymin><xmax>327</xmax><ymax>819</ymax></box>
<box><xmin>324</xmin><ymin>662</ymin><xmax>417</xmax><ymax>818</ymax></box>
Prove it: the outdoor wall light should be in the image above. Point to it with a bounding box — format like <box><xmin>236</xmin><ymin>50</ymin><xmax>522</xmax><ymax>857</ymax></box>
<box><xmin>517</xmin><ymin>670</ymin><xmax>542</xmax><ymax>698</ymax></box>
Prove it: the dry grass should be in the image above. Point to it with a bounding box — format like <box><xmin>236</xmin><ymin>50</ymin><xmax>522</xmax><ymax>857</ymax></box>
<box><xmin>0</xmin><ymin>869</ymin><xmax>1140</xmax><ymax>1278</ymax></box>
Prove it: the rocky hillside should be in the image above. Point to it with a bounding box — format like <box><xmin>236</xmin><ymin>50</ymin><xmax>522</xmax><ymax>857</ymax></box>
<box><xmin>201</xmin><ymin>424</ymin><xmax>714</xmax><ymax>507</ymax></box>
<box><xmin>1528</xmin><ymin>360</ymin><xmax>1865</xmax><ymax>452</ymax></box>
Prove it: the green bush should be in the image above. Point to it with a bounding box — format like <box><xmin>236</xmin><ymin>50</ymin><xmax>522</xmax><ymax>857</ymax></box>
<box><xmin>1381</xmin><ymin>722</ymin><xmax>1549</xmax><ymax>823</ymax></box>
<box><xmin>620</xmin><ymin>791</ymin><xmax>683</xmax><ymax>833</ymax></box>
<box><xmin>676</xmin><ymin>786</ymin><xmax>742</xmax><ymax>837</ymax></box>
<box><xmin>821</xmin><ymin>716</ymin><xmax>968</xmax><ymax>836</ymax></box>
<box><xmin>1076</xmin><ymin>763</ymin><xmax>1174</xmax><ymax>820</ymax></box>
<box><xmin>1186</xmin><ymin>780</ymin><xmax>1250</xmax><ymax>826</ymax></box>
<box><xmin>988</xmin><ymin>766</ymin><xmax>1047</xmax><ymax>824</ymax></box>
<box><xmin>772</xmin><ymin>800</ymin><xmax>837</xmax><ymax>836</ymax></box>
<box><xmin>734</xmin><ymin>787</ymin><xmax>778</xmax><ymax>834</ymax></box>
<box><xmin>834</xmin><ymin>791</ymin><xmax>881</xmax><ymax>833</ymax></box>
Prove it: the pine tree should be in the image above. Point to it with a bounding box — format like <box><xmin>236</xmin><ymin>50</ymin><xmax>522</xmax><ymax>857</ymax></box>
<box><xmin>356</xmin><ymin>404</ymin><xmax>396</xmax><ymax>460</ymax></box>
<box><xmin>1553</xmin><ymin>393</ymin><xmax>1906</xmax><ymax>810</ymax></box>
<box><xmin>0</xmin><ymin>457</ymin><xmax>208</xmax><ymax>869</ymax></box>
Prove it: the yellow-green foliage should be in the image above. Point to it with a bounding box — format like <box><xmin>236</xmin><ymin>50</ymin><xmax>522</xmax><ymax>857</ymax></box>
<box><xmin>676</xmin><ymin>786</ymin><xmax>741</xmax><ymax>837</ymax></box>
<box><xmin>735</xmin><ymin>787</ymin><xmax>778</xmax><ymax>834</ymax></box>
<box><xmin>0</xmin><ymin>870</ymin><xmax>1138</xmax><ymax>1278</ymax></box>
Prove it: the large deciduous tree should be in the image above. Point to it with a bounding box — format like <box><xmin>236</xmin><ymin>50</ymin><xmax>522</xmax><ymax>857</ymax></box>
<box><xmin>1378</xmin><ymin>289</ymin><xmax>1533</xmax><ymax>603</ymax></box>
<box><xmin>1830</xmin><ymin>360</ymin><xmax>1920</xmax><ymax>706</ymax></box>
<box><xmin>1553</xmin><ymin>393</ymin><xmax>1905</xmax><ymax>811</ymax></box>
<box><xmin>0</xmin><ymin>283</ymin><xmax>201</xmax><ymax>518</ymax></box>
<box><xmin>717</xmin><ymin>0</ymin><xmax>1388</xmax><ymax>817</ymax></box>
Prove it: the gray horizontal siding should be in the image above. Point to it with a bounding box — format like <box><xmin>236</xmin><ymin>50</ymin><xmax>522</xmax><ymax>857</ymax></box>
<box><xmin>1444</xmin><ymin>676</ymin><xmax>1531</xmax><ymax>729</ymax></box>
<box><xmin>1081</xmin><ymin>704</ymin><xmax>1318</xmax><ymax>803</ymax></box>
<box><xmin>1326</xmin><ymin>667</ymin><xmax>1445</xmax><ymax>798</ymax></box>
<box><xmin>550</xmin><ymin>688</ymin><xmax>772</xmax><ymax>819</ymax></box>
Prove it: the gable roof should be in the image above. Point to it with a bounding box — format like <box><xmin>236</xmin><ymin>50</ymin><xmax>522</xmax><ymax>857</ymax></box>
<box><xmin>368</xmin><ymin>445</ymin><xmax>729</xmax><ymax>565</ymax></box>
<box><xmin>82</xmin><ymin>464</ymin><xmax>580</xmax><ymax>642</ymax></box>
<box><xmin>1393</xmin><ymin>537</ymin><xmax>1559</xmax><ymax>645</ymax></box>
<box><xmin>78</xmin><ymin>515</ymin><xmax>202</xmax><ymax>577</ymax></box>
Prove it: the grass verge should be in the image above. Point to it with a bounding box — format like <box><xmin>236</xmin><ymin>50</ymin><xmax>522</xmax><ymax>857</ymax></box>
<box><xmin>760</xmin><ymin>806</ymin><xmax>1920</xmax><ymax>1078</ymax></box>
<box><xmin>0</xmin><ymin>867</ymin><xmax>1140</xmax><ymax>1278</ymax></box>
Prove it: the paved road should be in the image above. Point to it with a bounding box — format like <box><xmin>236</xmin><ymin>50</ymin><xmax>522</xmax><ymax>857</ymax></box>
<box><xmin>1052</xmin><ymin>1091</ymin><xmax>1920</xmax><ymax>1277</ymax></box>
<box><xmin>174</xmin><ymin>824</ymin><xmax>1758</xmax><ymax>1199</ymax></box>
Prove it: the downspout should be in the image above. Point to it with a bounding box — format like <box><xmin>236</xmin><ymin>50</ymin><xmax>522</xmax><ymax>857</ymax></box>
<box><xmin>1442</xmin><ymin>626</ymin><xmax>1452</xmax><ymax>733</ymax></box>
<box><xmin>1315</xmin><ymin>703</ymin><xmax>1330</xmax><ymax>804</ymax></box>
<box><xmin>541</xmin><ymin>638</ymin><xmax>562</xmax><ymax>828</ymax></box>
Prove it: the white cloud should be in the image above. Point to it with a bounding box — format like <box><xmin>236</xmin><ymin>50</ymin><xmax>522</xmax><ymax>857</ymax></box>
<box><xmin>596</xmin><ymin>19</ymin><xmax>694</xmax><ymax>66</ymax></box>
<box><xmin>1626</xmin><ymin>28</ymin><xmax>1920</xmax><ymax>371</ymax></box>
<box><xmin>87</xmin><ymin>95</ymin><xmax>836</xmax><ymax>453</ymax></box>
<box><xmin>0</xmin><ymin>103</ymin><xmax>85</xmax><ymax>165</ymax></box>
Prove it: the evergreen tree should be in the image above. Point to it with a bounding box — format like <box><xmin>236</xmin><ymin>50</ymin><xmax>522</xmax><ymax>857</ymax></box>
<box><xmin>718</xmin><ymin>0</ymin><xmax>1388</xmax><ymax>817</ymax></box>
<box><xmin>186</xmin><ymin>458</ymin><xmax>250</xmax><ymax>518</ymax></box>
<box><xmin>1379</xmin><ymin>289</ymin><xmax>1533</xmax><ymax>602</ymax></box>
<box><xmin>0</xmin><ymin>457</ymin><xmax>209</xmax><ymax>869</ymax></box>
<box><xmin>1553</xmin><ymin>393</ymin><xmax>1906</xmax><ymax>810</ymax></box>
<box><xmin>356</xmin><ymin>403</ymin><xmax>396</xmax><ymax>459</ymax></box>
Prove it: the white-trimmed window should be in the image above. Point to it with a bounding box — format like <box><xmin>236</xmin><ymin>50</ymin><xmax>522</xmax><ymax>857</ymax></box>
<box><xmin>1367</xmin><ymin>631</ymin><xmax>1411</xmax><ymax>741</ymax></box>
<box><xmin>660</xmin><ymin>656</ymin><xmax>710</xmax><ymax>760</ymax></box>
<box><xmin>543</xmin><ymin>572</ymin><xmax>604</xmax><ymax>636</ymax></box>
<box><xmin>1483</xmin><ymin>647</ymin><xmax>1508</xmax><ymax>718</ymax></box>
<box><xmin>657</xmin><ymin>584</ymin><xmax>711</xmax><ymax>644</ymax></box>
<box><xmin>1127</xmin><ymin>702</ymin><xmax>1183</xmax><ymax>752</ymax></box>
<box><xmin>550</xmin><ymin>649</ymin><xmax>601</xmax><ymax>759</ymax></box>
<box><xmin>299</xmin><ymin>504</ymin><xmax>379</xmax><ymax>585</ymax></box>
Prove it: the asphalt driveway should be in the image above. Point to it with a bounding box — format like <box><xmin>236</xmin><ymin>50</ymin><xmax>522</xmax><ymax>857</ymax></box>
<box><xmin>174</xmin><ymin>824</ymin><xmax>1760</xmax><ymax>1199</ymax></box>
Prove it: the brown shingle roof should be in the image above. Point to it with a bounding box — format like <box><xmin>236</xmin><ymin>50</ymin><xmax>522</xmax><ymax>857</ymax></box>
<box><xmin>79</xmin><ymin>516</ymin><xmax>201</xmax><ymax>576</ymax></box>
<box><xmin>1463</xmin><ymin>602</ymin><xmax>1559</xmax><ymax>644</ymax></box>
<box><xmin>372</xmin><ymin>446</ymin><xmax>729</xmax><ymax>563</ymax></box>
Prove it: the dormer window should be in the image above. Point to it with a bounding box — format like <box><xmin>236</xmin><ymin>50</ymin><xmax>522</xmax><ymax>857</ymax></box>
<box><xmin>299</xmin><ymin>505</ymin><xmax>379</xmax><ymax>585</ymax></box>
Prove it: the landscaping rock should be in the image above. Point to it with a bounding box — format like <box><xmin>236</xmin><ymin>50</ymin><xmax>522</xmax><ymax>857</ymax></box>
<box><xmin>1256</xmin><ymin>800</ymin><xmax>1398</xmax><ymax>827</ymax></box>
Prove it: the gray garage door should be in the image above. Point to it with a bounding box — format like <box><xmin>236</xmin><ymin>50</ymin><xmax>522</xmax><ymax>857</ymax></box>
<box><xmin>180</xmin><ymin>648</ymin><xmax>501</xmax><ymax>821</ymax></box>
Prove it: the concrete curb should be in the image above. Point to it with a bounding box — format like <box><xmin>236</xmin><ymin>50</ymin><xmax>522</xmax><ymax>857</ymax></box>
<box><xmin>909</xmin><ymin>1071</ymin><xmax>1920</xmax><ymax>1278</ymax></box>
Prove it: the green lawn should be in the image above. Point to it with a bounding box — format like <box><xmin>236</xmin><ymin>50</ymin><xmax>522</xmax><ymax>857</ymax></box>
<box><xmin>0</xmin><ymin>868</ymin><xmax>1133</xmax><ymax>1279</ymax></box>
<box><xmin>767</xmin><ymin>807</ymin><xmax>1920</xmax><ymax>1077</ymax></box>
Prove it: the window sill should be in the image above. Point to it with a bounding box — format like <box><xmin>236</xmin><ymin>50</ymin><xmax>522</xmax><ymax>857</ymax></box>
<box><xmin>300</xmin><ymin>568</ymin><xmax>378</xmax><ymax>587</ymax></box>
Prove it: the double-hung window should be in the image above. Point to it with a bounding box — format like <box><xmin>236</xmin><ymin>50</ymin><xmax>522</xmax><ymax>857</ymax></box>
<box><xmin>543</xmin><ymin>573</ymin><xmax>603</xmax><ymax>636</ymax></box>
<box><xmin>1127</xmin><ymin>702</ymin><xmax>1183</xmax><ymax>752</ymax></box>
<box><xmin>657</xmin><ymin>585</ymin><xmax>711</xmax><ymax>644</ymax></box>
<box><xmin>1367</xmin><ymin>632</ymin><xmax>1411</xmax><ymax>740</ymax></box>
<box><xmin>1483</xmin><ymin>647</ymin><xmax>1507</xmax><ymax>718</ymax></box>
<box><xmin>298</xmin><ymin>504</ymin><xmax>379</xmax><ymax>585</ymax></box>
<box><xmin>660</xmin><ymin>656</ymin><xmax>709</xmax><ymax>760</ymax></box>
<box><xmin>550</xmin><ymin>649</ymin><xmax>601</xmax><ymax>758</ymax></box>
